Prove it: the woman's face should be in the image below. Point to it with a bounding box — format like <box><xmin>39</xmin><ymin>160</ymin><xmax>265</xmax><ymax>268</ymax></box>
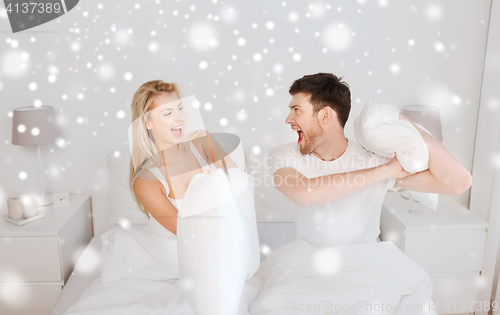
<box><xmin>146</xmin><ymin>92</ymin><xmax>186</xmax><ymax>147</ymax></box>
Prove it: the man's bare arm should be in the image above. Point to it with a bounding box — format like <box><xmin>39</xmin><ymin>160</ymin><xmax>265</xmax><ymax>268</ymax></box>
<box><xmin>395</xmin><ymin>116</ymin><xmax>472</xmax><ymax>195</ymax></box>
<box><xmin>273</xmin><ymin>157</ymin><xmax>410</xmax><ymax>207</ymax></box>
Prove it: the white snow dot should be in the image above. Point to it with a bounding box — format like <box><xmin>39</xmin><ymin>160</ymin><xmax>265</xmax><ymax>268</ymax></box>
<box><xmin>313</xmin><ymin>249</ymin><xmax>341</xmax><ymax>274</ymax></box>
<box><xmin>273</xmin><ymin>63</ymin><xmax>283</xmax><ymax>73</ymax></box>
<box><xmin>70</xmin><ymin>41</ymin><xmax>81</xmax><ymax>52</ymax></box>
<box><xmin>266</xmin><ymin>21</ymin><xmax>275</xmax><ymax>30</ymax></box>
<box><xmin>34</xmin><ymin>100</ymin><xmax>42</xmax><ymax>108</ymax></box>
<box><xmin>389</xmin><ymin>63</ymin><xmax>400</xmax><ymax>74</ymax></box>
<box><xmin>378</xmin><ymin>0</ymin><xmax>389</xmax><ymax>7</ymax></box>
<box><xmin>236</xmin><ymin>109</ymin><xmax>247</xmax><ymax>121</ymax></box>
<box><xmin>113</xmin><ymin>151</ymin><xmax>121</xmax><ymax>158</ymax></box>
<box><xmin>488</xmin><ymin>98</ymin><xmax>499</xmax><ymax>110</ymax></box>
<box><xmin>408</xmin><ymin>39</ymin><xmax>415</xmax><ymax>46</ymax></box>
<box><xmin>261</xmin><ymin>244</ymin><xmax>271</xmax><ymax>255</ymax></box>
<box><xmin>451</xmin><ymin>94</ymin><xmax>462</xmax><ymax>106</ymax></box>
<box><xmin>323</xmin><ymin>23</ymin><xmax>352</xmax><ymax>52</ymax></box>
<box><xmin>199</xmin><ymin>61</ymin><xmax>208</xmax><ymax>69</ymax></box>
<box><xmin>124</xmin><ymin>72</ymin><xmax>133</xmax><ymax>81</ymax></box>
<box><xmin>252</xmin><ymin>146</ymin><xmax>261</xmax><ymax>154</ymax></box>
<box><xmin>221</xmin><ymin>6</ymin><xmax>237</xmax><ymax>23</ymax></box>
<box><xmin>77</xmin><ymin>117</ymin><xmax>84</xmax><ymax>124</ymax></box>
<box><xmin>292</xmin><ymin>53</ymin><xmax>301</xmax><ymax>61</ymax></box>
<box><xmin>237</xmin><ymin>38</ymin><xmax>246</xmax><ymax>46</ymax></box>
<box><xmin>31</xmin><ymin>127</ymin><xmax>40</xmax><ymax>136</ymax></box>
<box><xmin>119</xmin><ymin>218</ymin><xmax>131</xmax><ymax>229</ymax></box>
<box><xmin>192</xmin><ymin>100</ymin><xmax>201</xmax><ymax>109</ymax></box>
<box><xmin>17</xmin><ymin>124</ymin><xmax>26</xmax><ymax>133</ymax></box>
<box><xmin>116</xmin><ymin>110</ymin><xmax>126</xmax><ymax>119</ymax></box>
<box><xmin>219</xmin><ymin>118</ymin><xmax>228</xmax><ymax>126</ymax></box>
<box><xmin>308</xmin><ymin>3</ymin><xmax>327</xmax><ymax>19</ymax></box>
<box><xmin>48</xmin><ymin>75</ymin><xmax>56</xmax><ymax>83</ymax></box>
<box><xmin>56</xmin><ymin>138</ymin><xmax>67</xmax><ymax>149</ymax></box>
<box><xmin>29</xmin><ymin>82</ymin><xmax>37</xmax><ymax>91</ymax></box>
<box><xmin>148</xmin><ymin>42</ymin><xmax>159</xmax><ymax>52</ymax></box>
<box><xmin>188</xmin><ymin>23</ymin><xmax>219</xmax><ymax>51</ymax></box>
<box><xmin>426</xmin><ymin>3</ymin><xmax>443</xmax><ymax>21</ymax></box>
<box><xmin>266</xmin><ymin>88</ymin><xmax>275</xmax><ymax>97</ymax></box>
<box><xmin>19</xmin><ymin>171</ymin><xmax>28</xmax><ymax>180</ymax></box>
<box><xmin>204</xmin><ymin>102</ymin><xmax>213</xmax><ymax>111</ymax></box>
<box><xmin>1</xmin><ymin>50</ymin><xmax>30</xmax><ymax>78</ymax></box>
<box><xmin>288</xmin><ymin>12</ymin><xmax>299</xmax><ymax>22</ymax></box>
<box><xmin>77</xmin><ymin>93</ymin><xmax>84</xmax><ymax>100</ymax></box>
<box><xmin>434</xmin><ymin>41</ymin><xmax>446</xmax><ymax>53</ymax></box>
<box><xmin>253</xmin><ymin>53</ymin><xmax>262</xmax><ymax>62</ymax></box>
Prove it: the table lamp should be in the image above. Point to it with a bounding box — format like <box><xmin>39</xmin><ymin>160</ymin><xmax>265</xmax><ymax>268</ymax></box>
<box><xmin>402</xmin><ymin>105</ymin><xmax>443</xmax><ymax>142</ymax></box>
<box><xmin>11</xmin><ymin>106</ymin><xmax>60</xmax><ymax>206</ymax></box>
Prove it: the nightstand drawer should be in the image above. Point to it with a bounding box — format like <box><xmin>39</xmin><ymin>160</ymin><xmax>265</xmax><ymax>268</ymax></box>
<box><xmin>430</xmin><ymin>274</ymin><xmax>480</xmax><ymax>314</ymax></box>
<box><xmin>405</xmin><ymin>231</ymin><xmax>486</xmax><ymax>274</ymax></box>
<box><xmin>0</xmin><ymin>283</ymin><xmax>62</xmax><ymax>315</ymax></box>
<box><xmin>0</xmin><ymin>238</ymin><xmax>61</xmax><ymax>282</ymax></box>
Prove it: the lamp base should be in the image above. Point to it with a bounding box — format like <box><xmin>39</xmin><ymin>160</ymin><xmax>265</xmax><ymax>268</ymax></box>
<box><xmin>33</xmin><ymin>194</ymin><xmax>53</xmax><ymax>207</ymax></box>
<box><xmin>400</xmin><ymin>190</ymin><xmax>411</xmax><ymax>200</ymax></box>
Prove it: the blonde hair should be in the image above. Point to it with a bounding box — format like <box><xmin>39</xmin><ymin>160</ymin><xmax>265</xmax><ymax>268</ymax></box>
<box><xmin>129</xmin><ymin>80</ymin><xmax>190</xmax><ymax>219</ymax></box>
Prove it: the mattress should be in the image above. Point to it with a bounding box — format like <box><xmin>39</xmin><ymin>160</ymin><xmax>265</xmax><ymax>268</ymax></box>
<box><xmin>49</xmin><ymin>221</ymin><xmax>296</xmax><ymax>315</ymax></box>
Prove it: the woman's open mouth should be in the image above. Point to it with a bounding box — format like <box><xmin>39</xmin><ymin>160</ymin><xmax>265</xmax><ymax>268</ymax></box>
<box><xmin>171</xmin><ymin>124</ymin><xmax>183</xmax><ymax>137</ymax></box>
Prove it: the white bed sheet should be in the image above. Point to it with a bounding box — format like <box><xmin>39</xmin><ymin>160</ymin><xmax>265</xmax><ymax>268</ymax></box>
<box><xmin>49</xmin><ymin>222</ymin><xmax>297</xmax><ymax>315</ymax></box>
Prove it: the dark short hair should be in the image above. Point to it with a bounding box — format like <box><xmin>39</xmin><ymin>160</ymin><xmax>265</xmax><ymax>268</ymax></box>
<box><xmin>289</xmin><ymin>73</ymin><xmax>351</xmax><ymax>128</ymax></box>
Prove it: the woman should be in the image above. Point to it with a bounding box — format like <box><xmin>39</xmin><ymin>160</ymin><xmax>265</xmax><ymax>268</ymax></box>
<box><xmin>130</xmin><ymin>80</ymin><xmax>260</xmax><ymax>314</ymax></box>
<box><xmin>63</xmin><ymin>80</ymin><xmax>260</xmax><ymax>315</ymax></box>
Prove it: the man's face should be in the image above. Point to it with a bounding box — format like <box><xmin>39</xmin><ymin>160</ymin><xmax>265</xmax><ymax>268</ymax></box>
<box><xmin>285</xmin><ymin>92</ymin><xmax>323</xmax><ymax>154</ymax></box>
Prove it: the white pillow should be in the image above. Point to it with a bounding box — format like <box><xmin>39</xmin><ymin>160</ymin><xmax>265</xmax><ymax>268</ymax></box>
<box><xmin>353</xmin><ymin>97</ymin><xmax>438</xmax><ymax>210</ymax></box>
<box><xmin>107</xmin><ymin>148</ymin><xmax>148</xmax><ymax>225</ymax></box>
<box><xmin>176</xmin><ymin>167</ymin><xmax>260</xmax><ymax>314</ymax></box>
<box><xmin>245</xmin><ymin>147</ymin><xmax>294</xmax><ymax>222</ymax></box>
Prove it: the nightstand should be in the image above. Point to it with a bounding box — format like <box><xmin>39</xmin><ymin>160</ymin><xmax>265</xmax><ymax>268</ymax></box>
<box><xmin>0</xmin><ymin>195</ymin><xmax>93</xmax><ymax>315</ymax></box>
<box><xmin>380</xmin><ymin>191</ymin><xmax>488</xmax><ymax>315</ymax></box>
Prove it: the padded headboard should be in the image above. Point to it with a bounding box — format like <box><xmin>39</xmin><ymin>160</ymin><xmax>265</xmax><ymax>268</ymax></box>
<box><xmin>106</xmin><ymin>144</ymin><xmax>293</xmax><ymax>226</ymax></box>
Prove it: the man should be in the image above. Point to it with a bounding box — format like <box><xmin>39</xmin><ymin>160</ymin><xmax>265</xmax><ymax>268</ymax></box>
<box><xmin>268</xmin><ymin>72</ymin><xmax>472</xmax><ymax>249</ymax></box>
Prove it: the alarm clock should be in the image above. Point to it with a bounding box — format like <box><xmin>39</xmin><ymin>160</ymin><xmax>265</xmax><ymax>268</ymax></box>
<box><xmin>53</xmin><ymin>192</ymin><xmax>70</xmax><ymax>208</ymax></box>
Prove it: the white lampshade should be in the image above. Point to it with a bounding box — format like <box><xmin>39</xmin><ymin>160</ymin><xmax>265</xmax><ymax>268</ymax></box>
<box><xmin>11</xmin><ymin>106</ymin><xmax>59</xmax><ymax>146</ymax></box>
<box><xmin>402</xmin><ymin>105</ymin><xmax>443</xmax><ymax>142</ymax></box>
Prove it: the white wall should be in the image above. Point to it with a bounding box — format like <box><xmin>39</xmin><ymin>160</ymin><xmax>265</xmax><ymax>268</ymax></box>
<box><xmin>0</xmin><ymin>0</ymin><xmax>491</xmax><ymax>234</ymax></box>
<box><xmin>471</xmin><ymin>0</ymin><xmax>500</xmax><ymax>313</ymax></box>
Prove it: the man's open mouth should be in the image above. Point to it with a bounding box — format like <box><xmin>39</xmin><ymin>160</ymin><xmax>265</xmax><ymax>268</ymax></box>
<box><xmin>293</xmin><ymin>127</ymin><xmax>303</xmax><ymax>144</ymax></box>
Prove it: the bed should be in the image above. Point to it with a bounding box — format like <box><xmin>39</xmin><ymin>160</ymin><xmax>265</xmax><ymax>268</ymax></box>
<box><xmin>49</xmin><ymin>145</ymin><xmax>296</xmax><ymax>315</ymax></box>
<box><xmin>49</xmin><ymin>144</ymin><xmax>437</xmax><ymax>315</ymax></box>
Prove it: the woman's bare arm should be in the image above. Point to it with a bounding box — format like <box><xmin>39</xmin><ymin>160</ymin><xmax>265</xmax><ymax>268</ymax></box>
<box><xmin>395</xmin><ymin>115</ymin><xmax>472</xmax><ymax>194</ymax></box>
<box><xmin>133</xmin><ymin>176</ymin><xmax>178</xmax><ymax>235</ymax></box>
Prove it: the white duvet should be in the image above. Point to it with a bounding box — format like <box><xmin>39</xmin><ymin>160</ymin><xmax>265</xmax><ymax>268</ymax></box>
<box><xmin>250</xmin><ymin>240</ymin><xmax>437</xmax><ymax>315</ymax></box>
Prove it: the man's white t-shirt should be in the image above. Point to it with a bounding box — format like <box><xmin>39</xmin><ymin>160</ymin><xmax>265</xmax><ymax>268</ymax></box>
<box><xmin>267</xmin><ymin>138</ymin><xmax>400</xmax><ymax>248</ymax></box>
